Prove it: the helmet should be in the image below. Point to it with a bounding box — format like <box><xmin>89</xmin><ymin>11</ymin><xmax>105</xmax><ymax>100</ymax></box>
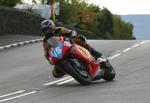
<box><xmin>41</xmin><ymin>20</ymin><xmax>55</xmax><ymax>37</ymax></box>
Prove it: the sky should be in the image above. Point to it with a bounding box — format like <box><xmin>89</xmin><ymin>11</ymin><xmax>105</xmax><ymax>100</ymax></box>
<box><xmin>88</xmin><ymin>0</ymin><xmax>150</xmax><ymax>15</ymax></box>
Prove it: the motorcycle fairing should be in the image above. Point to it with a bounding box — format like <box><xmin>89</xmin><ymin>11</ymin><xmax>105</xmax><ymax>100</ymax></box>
<box><xmin>48</xmin><ymin>37</ymin><xmax>71</xmax><ymax>64</ymax></box>
<box><xmin>70</xmin><ymin>44</ymin><xmax>92</xmax><ymax>63</ymax></box>
<box><xmin>88</xmin><ymin>61</ymin><xmax>101</xmax><ymax>78</ymax></box>
<box><xmin>70</xmin><ymin>44</ymin><xmax>101</xmax><ymax>78</ymax></box>
<box><xmin>50</xmin><ymin>42</ymin><xmax>63</xmax><ymax>58</ymax></box>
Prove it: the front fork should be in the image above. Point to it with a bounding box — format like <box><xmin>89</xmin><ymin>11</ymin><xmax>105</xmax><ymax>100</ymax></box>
<box><xmin>92</xmin><ymin>57</ymin><xmax>109</xmax><ymax>81</ymax></box>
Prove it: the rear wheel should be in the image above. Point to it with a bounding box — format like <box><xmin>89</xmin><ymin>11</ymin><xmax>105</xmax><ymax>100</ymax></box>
<box><xmin>64</xmin><ymin>59</ymin><xmax>92</xmax><ymax>85</ymax></box>
<box><xmin>102</xmin><ymin>61</ymin><xmax>116</xmax><ymax>81</ymax></box>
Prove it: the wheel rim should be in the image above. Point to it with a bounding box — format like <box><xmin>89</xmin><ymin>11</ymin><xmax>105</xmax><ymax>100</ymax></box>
<box><xmin>72</xmin><ymin>59</ymin><xmax>89</xmax><ymax>78</ymax></box>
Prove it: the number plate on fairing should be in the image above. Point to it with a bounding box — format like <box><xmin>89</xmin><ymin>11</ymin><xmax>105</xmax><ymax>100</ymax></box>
<box><xmin>50</xmin><ymin>42</ymin><xmax>63</xmax><ymax>58</ymax></box>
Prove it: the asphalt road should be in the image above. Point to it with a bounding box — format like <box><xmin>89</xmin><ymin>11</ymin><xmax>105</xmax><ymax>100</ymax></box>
<box><xmin>0</xmin><ymin>40</ymin><xmax>150</xmax><ymax>103</ymax></box>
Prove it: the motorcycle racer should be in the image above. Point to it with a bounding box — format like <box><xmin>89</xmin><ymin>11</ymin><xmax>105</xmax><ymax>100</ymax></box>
<box><xmin>41</xmin><ymin>20</ymin><xmax>103</xmax><ymax>78</ymax></box>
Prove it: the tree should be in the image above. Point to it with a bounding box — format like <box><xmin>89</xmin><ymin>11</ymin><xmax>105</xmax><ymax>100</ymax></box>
<box><xmin>39</xmin><ymin>0</ymin><xmax>133</xmax><ymax>39</ymax></box>
<box><xmin>59</xmin><ymin>0</ymin><xmax>88</xmax><ymax>25</ymax></box>
<box><xmin>97</xmin><ymin>8</ymin><xmax>113</xmax><ymax>39</ymax></box>
<box><xmin>0</xmin><ymin>0</ymin><xmax>21</xmax><ymax>7</ymax></box>
<box><xmin>112</xmin><ymin>15</ymin><xmax>133</xmax><ymax>39</ymax></box>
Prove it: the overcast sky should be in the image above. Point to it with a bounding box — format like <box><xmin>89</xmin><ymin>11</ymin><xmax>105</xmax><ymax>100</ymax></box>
<box><xmin>88</xmin><ymin>0</ymin><xmax>150</xmax><ymax>15</ymax></box>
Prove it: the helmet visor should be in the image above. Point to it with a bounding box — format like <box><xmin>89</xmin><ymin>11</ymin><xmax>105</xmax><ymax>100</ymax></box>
<box><xmin>42</xmin><ymin>27</ymin><xmax>53</xmax><ymax>37</ymax></box>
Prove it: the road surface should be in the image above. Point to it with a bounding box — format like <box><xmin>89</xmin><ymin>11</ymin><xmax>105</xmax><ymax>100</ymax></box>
<box><xmin>0</xmin><ymin>40</ymin><xmax>150</xmax><ymax>103</ymax></box>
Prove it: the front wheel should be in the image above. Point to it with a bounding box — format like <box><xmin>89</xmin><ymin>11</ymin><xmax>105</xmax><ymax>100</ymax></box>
<box><xmin>64</xmin><ymin>59</ymin><xmax>92</xmax><ymax>85</ymax></box>
<box><xmin>102</xmin><ymin>61</ymin><xmax>116</xmax><ymax>81</ymax></box>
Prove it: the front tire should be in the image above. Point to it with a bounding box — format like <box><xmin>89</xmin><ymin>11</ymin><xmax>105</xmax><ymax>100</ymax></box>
<box><xmin>64</xmin><ymin>60</ymin><xmax>92</xmax><ymax>85</ymax></box>
<box><xmin>102</xmin><ymin>62</ymin><xmax>116</xmax><ymax>81</ymax></box>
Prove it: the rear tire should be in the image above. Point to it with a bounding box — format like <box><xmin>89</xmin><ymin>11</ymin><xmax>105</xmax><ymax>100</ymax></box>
<box><xmin>102</xmin><ymin>62</ymin><xmax>116</xmax><ymax>81</ymax></box>
<box><xmin>64</xmin><ymin>60</ymin><xmax>91</xmax><ymax>85</ymax></box>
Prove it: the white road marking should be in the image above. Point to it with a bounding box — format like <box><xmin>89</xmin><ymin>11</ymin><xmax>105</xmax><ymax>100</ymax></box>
<box><xmin>43</xmin><ymin>76</ymin><xmax>71</xmax><ymax>86</ymax></box>
<box><xmin>36</xmin><ymin>39</ymin><xmax>43</xmax><ymax>42</ymax></box>
<box><xmin>132</xmin><ymin>44</ymin><xmax>140</xmax><ymax>48</ymax></box>
<box><xmin>31</xmin><ymin>40</ymin><xmax>36</xmax><ymax>43</ymax></box>
<box><xmin>4</xmin><ymin>45</ymin><xmax>12</xmax><ymax>48</ymax></box>
<box><xmin>0</xmin><ymin>47</ymin><xmax>4</xmax><ymax>50</ymax></box>
<box><xmin>19</xmin><ymin>42</ymin><xmax>25</xmax><ymax>45</ymax></box>
<box><xmin>108</xmin><ymin>53</ymin><xmax>121</xmax><ymax>60</ymax></box>
<box><xmin>11</xmin><ymin>43</ymin><xmax>18</xmax><ymax>47</ymax></box>
<box><xmin>0</xmin><ymin>91</ymin><xmax>37</xmax><ymax>103</ymax></box>
<box><xmin>0</xmin><ymin>38</ymin><xmax>43</xmax><ymax>51</ymax></box>
<box><xmin>24</xmin><ymin>41</ymin><xmax>30</xmax><ymax>44</ymax></box>
<box><xmin>140</xmin><ymin>41</ymin><xmax>147</xmax><ymax>45</ymax></box>
<box><xmin>122</xmin><ymin>48</ymin><xmax>131</xmax><ymax>53</ymax></box>
<box><xmin>56</xmin><ymin>78</ymin><xmax>74</xmax><ymax>85</ymax></box>
<box><xmin>0</xmin><ymin>90</ymin><xmax>25</xmax><ymax>98</ymax></box>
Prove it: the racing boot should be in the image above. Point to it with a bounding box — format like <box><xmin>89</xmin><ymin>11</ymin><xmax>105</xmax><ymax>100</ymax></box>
<box><xmin>88</xmin><ymin>46</ymin><xmax>110</xmax><ymax>69</ymax></box>
<box><xmin>88</xmin><ymin>46</ymin><xmax>102</xmax><ymax>60</ymax></box>
<box><xmin>52</xmin><ymin>66</ymin><xmax>66</xmax><ymax>78</ymax></box>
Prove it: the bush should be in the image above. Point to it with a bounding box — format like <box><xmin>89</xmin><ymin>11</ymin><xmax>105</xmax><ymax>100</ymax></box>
<box><xmin>0</xmin><ymin>0</ymin><xmax>21</xmax><ymax>7</ymax></box>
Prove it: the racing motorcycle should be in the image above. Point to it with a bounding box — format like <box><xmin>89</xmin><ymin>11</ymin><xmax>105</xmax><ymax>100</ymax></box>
<box><xmin>47</xmin><ymin>36</ymin><xmax>116</xmax><ymax>85</ymax></box>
